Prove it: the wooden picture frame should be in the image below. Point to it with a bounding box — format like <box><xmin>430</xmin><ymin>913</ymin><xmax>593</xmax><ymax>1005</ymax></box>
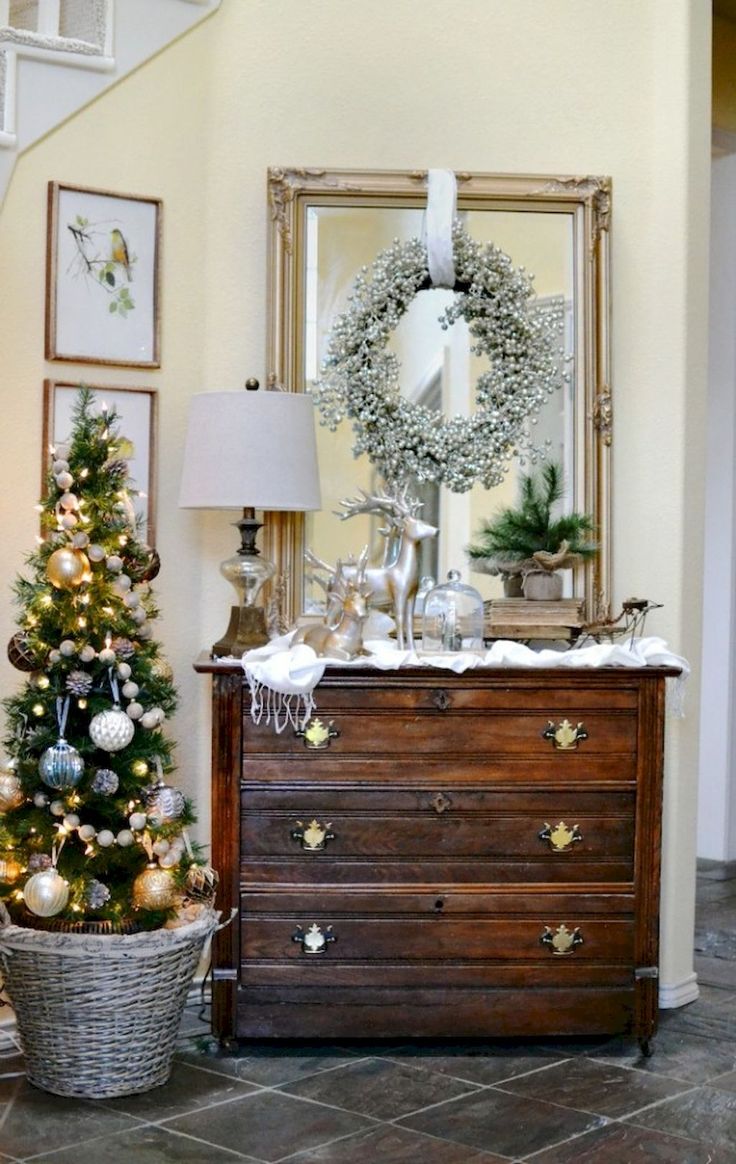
<box><xmin>42</xmin><ymin>381</ymin><xmax>158</xmax><ymax>546</ymax></box>
<box><xmin>45</xmin><ymin>182</ymin><xmax>162</xmax><ymax>367</ymax></box>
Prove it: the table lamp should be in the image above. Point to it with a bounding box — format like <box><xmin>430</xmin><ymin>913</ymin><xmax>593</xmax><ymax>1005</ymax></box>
<box><xmin>179</xmin><ymin>379</ymin><xmax>321</xmax><ymax>657</ymax></box>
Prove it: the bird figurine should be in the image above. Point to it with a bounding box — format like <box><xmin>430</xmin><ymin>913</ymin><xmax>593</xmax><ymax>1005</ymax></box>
<box><xmin>531</xmin><ymin>540</ymin><xmax>579</xmax><ymax>572</ymax></box>
<box><xmin>111</xmin><ymin>228</ymin><xmax>132</xmax><ymax>280</ymax></box>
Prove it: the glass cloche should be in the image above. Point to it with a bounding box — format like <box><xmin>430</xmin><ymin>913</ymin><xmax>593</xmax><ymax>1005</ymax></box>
<box><xmin>421</xmin><ymin>570</ymin><xmax>484</xmax><ymax>653</ymax></box>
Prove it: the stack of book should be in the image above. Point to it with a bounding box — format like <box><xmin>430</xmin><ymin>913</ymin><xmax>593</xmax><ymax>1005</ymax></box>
<box><xmin>484</xmin><ymin>598</ymin><xmax>585</xmax><ymax>642</ymax></box>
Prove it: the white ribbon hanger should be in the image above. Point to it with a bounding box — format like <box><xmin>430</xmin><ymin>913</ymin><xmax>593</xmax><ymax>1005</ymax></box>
<box><xmin>424</xmin><ymin>169</ymin><xmax>458</xmax><ymax>288</ymax></box>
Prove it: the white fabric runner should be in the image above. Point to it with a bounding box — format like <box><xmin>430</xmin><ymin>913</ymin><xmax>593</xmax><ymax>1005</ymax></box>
<box><xmin>241</xmin><ymin>634</ymin><xmax>689</xmax><ymax>733</ymax></box>
<box><xmin>425</xmin><ymin>169</ymin><xmax>457</xmax><ymax>288</ymax></box>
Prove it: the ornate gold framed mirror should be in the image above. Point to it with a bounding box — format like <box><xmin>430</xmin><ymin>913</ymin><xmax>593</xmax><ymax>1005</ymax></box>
<box><xmin>265</xmin><ymin>168</ymin><xmax>611</xmax><ymax>627</ymax></box>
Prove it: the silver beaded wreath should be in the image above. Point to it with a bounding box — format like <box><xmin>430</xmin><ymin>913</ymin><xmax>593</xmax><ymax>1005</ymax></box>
<box><xmin>314</xmin><ymin>222</ymin><xmax>565</xmax><ymax>494</ymax></box>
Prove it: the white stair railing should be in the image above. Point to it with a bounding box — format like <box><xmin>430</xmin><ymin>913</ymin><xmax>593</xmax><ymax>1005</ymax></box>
<box><xmin>0</xmin><ymin>0</ymin><xmax>219</xmax><ymax>206</ymax></box>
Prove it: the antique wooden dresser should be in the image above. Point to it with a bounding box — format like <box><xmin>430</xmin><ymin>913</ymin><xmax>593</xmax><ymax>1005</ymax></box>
<box><xmin>195</xmin><ymin>659</ymin><xmax>675</xmax><ymax>1050</ymax></box>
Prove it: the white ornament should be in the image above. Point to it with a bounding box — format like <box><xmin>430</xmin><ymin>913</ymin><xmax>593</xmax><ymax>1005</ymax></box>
<box><xmin>48</xmin><ymin>650</ymin><xmax>62</xmax><ymax>664</ymax></box>
<box><xmin>117</xmin><ymin>662</ymin><xmax>132</xmax><ymax>680</ymax></box>
<box><xmin>59</xmin><ymin>640</ymin><xmax>76</xmax><ymax>657</ymax></box>
<box><xmin>55</xmin><ymin>471</ymin><xmax>73</xmax><ymax>491</ymax></box>
<box><xmin>59</xmin><ymin>492</ymin><xmax>78</xmax><ymax>510</ymax></box>
<box><xmin>96</xmin><ymin>829</ymin><xmax>115</xmax><ymax>847</ymax></box>
<box><xmin>62</xmin><ymin>813</ymin><xmax>80</xmax><ymax>829</ymax></box>
<box><xmin>33</xmin><ymin>791</ymin><xmax>49</xmax><ymax>807</ymax></box>
<box><xmin>151</xmin><ymin>707</ymin><xmax>165</xmax><ymax>724</ymax></box>
<box><xmin>52</xmin><ymin>458</ymin><xmax>70</xmax><ymax>474</ymax></box>
<box><xmin>138</xmin><ymin>624</ymin><xmax>153</xmax><ymax>640</ymax></box>
<box><xmin>114</xmin><ymin>574</ymin><xmax>132</xmax><ymax>593</ymax></box>
<box><xmin>106</xmin><ymin>555</ymin><xmax>124</xmax><ymax>573</ymax></box>
<box><xmin>79</xmin><ymin>644</ymin><xmax>96</xmax><ymax>663</ymax></box>
<box><xmin>72</xmin><ymin>531</ymin><xmax>89</xmax><ymax>549</ymax></box>
<box><xmin>131</xmin><ymin>607</ymin><xmax>147</xmax><ymax>626</ymax></box>
<box><xmin>122</xmin><ymin>681</ymin><xmax>139</xmax><ymax>699</ymax></box>
<box><xmin>87</xmin><ymin>544</ymin><xmax>106</xmax><ymax>562</ymax></box>
<box><xmin>60</xmin><ymin>513</ymin><xmax>77</xmax><ymax>530</ymax></box>
<box><xmin>116</xmin><ymin>829</ymin><xmax>134</xmax><ymax>847</ymax></box>
<box><xmin>89</xmin><ymin>705</ymin><xmax>135</xmax><ymax>752</ymax></box>
<box><xmin>98</xmin><ymin>647</ymin><xmax>116</xmax><ymax>665</ymax></box>
<box><xmin>129</xmin><ymin>812</ymin><xmax>147</xmax><ymax>830</ymax></box>
<box><xmin>50</xmin><ymin>800</ymin><xmax>65</xmax><ymax>815</ymax></box>
<box><xmin>78</xmin><ymin>824</ymin><xmax>96</xmax><ymax>841</ymax></box>
<box><xmin>159</xmin><ymin>852</ymin><xmax>181</xmax><ymax>869</ymax></box>
<box><xmin>140</xmin><ymin>711</ymin><xmax>159</xmax><ymax>730</ymax></box>
<box><xmin>152</xmin><ymin>839</ymin><xmax>170</xmax><ymax>856</ymax></box>
<box><xmin>126</xmin><ymin>702</ymin><xmax>144</xmax><ymax>720</ymax></box>
<box><xmin>23</xmin><ymin>868</ymin><xmax>69</xmax><ymax>916</ymax></box>
<box><xmin>123</xmin><ymin>591</ymin><xmax>140</xmax><ymax>609</ymax></box>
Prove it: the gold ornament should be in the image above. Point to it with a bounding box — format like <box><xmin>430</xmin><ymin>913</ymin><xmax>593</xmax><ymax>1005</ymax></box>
<box><xmin>23</xmin><ymin>867</ymin><xmax>69</xmax><ymax>916</ymax></box>
<box><xmin>132</xmin><ymin>863</ymin><xmax>176</xmax><ymax>911</ymax></box>
<box><xmin>0</xmin><ymin>853</ymin><xmax>22</xmax><ymax>882</ymax></box>
<box><xmin>151</xmin><ymin>656</ymin><xmax>173</xmax><ymax>684</ymax></box>
<box><xmin>46</xmin><ymin>547</ymin><xmax>90</xmax><ymax>590</ymax></box>
<box><xmin>0</xmin><ymin>767</ymin><xmax>24</xmax><ymax>812</ymax></box>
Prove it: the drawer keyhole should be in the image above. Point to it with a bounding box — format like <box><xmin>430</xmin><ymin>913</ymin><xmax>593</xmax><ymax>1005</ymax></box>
<box><xmin>432</xmin><ymin>689</ymin><xmax>452</xmax><ymax>712</ymax></box>
<box><xmin>429</xmin><ymin>792</ymin><xmax>452</xmax><ymax>814</ymax></box>
<box><xmin>434</xmin><ymin>897</ymin><xmax>445</xmax><ymax>911</ymax></box>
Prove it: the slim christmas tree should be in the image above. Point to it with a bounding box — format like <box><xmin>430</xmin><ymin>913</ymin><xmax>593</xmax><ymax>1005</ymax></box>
<box><xmin>0</xmin><ymin>388</ymin><xmax>209</xmax><ymax>930</ymax></box>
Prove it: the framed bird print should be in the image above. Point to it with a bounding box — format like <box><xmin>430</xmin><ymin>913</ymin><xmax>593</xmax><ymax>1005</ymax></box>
<box><xmin>45</xmin><ymin>183</ymin><xmax>162</xmax><ymax>367</ymax></box>
<box><xmin>42</xmin><ymin>381</ymin><xmax>158</xmax><ymax>545</ymax></box>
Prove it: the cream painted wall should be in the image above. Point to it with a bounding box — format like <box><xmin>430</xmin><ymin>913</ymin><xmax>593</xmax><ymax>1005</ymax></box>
<box><xmin>0</xmin><ymin>0</ymin><xmax>711</xmax><ymax>1000</ymax></box>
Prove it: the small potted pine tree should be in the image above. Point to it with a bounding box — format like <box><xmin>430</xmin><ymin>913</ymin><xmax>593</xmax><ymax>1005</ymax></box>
<box><xmin>467</xmin><ymin>461</ymin><xmax>597</xmax><ymax>600</ymax></box>
<box><xmin>0</xmin><ymin>388</ymin><xmax>217</xmax><ymax>1098</ymax></box>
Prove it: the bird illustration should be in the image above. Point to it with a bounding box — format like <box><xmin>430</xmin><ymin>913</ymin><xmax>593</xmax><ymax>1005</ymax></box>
<box><xmin>110</xmin><ymin>228</ymin><xmax>132</xmax><ymax>280</ymax></box>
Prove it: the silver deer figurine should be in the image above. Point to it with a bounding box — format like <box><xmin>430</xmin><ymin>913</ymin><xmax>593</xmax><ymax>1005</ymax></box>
<box><xmin>293</xmin><ymin>550</ymin><xmax>372</xmax><ymax>661</ymax></box>
<box><xmin>306</xmin><ymin>487</ymin><xmax>437</xmax><ymax>651</ymax></box>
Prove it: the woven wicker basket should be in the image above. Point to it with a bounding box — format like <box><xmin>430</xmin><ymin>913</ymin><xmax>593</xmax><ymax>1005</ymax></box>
<box><xmin>0</xmin><ymin>904</ymin><xmax>218</xmax><ymax>1098</ymax></box>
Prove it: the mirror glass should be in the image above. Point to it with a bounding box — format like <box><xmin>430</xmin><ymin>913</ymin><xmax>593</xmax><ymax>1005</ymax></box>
<box><xmin>266</xmin><ymin>169</ymin><xmax>611</xmax><ymax>626</ymax></box>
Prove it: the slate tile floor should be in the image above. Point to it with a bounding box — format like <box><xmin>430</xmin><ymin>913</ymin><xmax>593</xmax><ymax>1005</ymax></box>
<box><xmin>1</xmin><ymin>864</ymin><xmax>736</xmax><ymax>1163</ymax></box>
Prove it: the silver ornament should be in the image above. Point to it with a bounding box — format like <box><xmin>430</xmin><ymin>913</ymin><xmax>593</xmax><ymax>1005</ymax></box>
<box><xmin>144</xmin><ymin>779</ymin><xmax>185</xmax><ymax>823</ymax></box>
<box><xmin>91</xmin><ymin>768</ymin><xmax>119</xmax><ymax>795</ymax></box>
<box><xmin>89</xmin><ymin>705</ymin><xmax>135</xmax><ymax>752</ymax></box>
<box><xmin>86</xmin><ymin>879</ymin><xmax>111</xmax><ymax>910</ymax></box>
<box><xmin>23</xmin><ymin>868</ymin><xmax>69</xmax><ymax>916</ymax></box>
<box><xmin>39</xmin><ymin>739</ymin><xmax>85</xmax><ymax>790</ymax></box>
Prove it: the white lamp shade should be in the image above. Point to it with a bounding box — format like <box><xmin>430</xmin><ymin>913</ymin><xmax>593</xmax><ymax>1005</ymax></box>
<box><xmin>178</xmin><ymin>389</ymin><xmax>322</xmax><ymax>511</ymax></box>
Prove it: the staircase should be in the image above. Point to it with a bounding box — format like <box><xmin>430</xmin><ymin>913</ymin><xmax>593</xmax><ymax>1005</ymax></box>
<box><xmin>0</xmin><ymin>0</ymin><xmax>221</xmax><ymax>207</ymax></box>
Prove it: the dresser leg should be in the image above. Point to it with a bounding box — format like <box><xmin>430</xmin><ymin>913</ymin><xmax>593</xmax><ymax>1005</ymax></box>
<box><xmin>638</xmin><ymin>1036</ymin><xmax>654</xmax><ymax>1058</ymax></box>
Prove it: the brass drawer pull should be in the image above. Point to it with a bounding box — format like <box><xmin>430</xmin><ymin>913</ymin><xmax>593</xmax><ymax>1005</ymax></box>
<box><xmin>292</xmin><ymin>923</ymin><xmax>336</xmax><ymax>955</ymax></box>
<box><xmin>540</xmin><ymin>924</ymin><xmax>584</xmax><ymax>956</ymax></box>
<box><xmin>290</xmin><ymin>819</ymin><xmax>336</xmax><ymax>851</ymax></box>
<box><xmin>542</xmin><ymin>719</ymin><xmax>588</xmax><ymax>750</ymax></box>
<box><xmin>429</xmin><ymin>791</ymin><xmax>452</xmax><ymax>814</ymax></box>
<box><xmin>538</xmin><ymin>821</ymin><xmax>583</xmax><ymax>852</ymax></box>
<box><xmin>295</xmin><ymin>717</ymin><xmax>339</xmax><ymax>750</ymax></box>
<box><xmin>432</xmin><ymin>688</ymin><xmax>452</xmax><ymax>712</ymax></box>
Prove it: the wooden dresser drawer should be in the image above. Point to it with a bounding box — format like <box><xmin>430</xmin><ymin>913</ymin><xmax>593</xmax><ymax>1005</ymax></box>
<box><xmin>309</xmin><ymin>678</ymin><xmax>641</xmax><ymax>714</ymax></box>
<box><xmin>244</xmin><ymin>709</ymin><xmax>637</xmax><ymax>758</ymax></box>
<box><xmin>241</xmin><ymin>785</ymin><xmax>635</xmax><ymax>885</ymax></box>
<box><xmin>245</xmin><ymin>755</ymin><xmax>638</xmax><ymax>785</ymax></box>
<box><xmin>240</xmin><ymin>889</ymin><xmax>635</xmax><ymax>971</ymax></box>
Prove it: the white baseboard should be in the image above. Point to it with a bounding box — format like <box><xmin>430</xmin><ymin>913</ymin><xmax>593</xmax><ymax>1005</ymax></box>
<box><xmin>659</xmin><ymin>971</ymin><xmax>699</xmax><ymax>1009</ymax></box>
